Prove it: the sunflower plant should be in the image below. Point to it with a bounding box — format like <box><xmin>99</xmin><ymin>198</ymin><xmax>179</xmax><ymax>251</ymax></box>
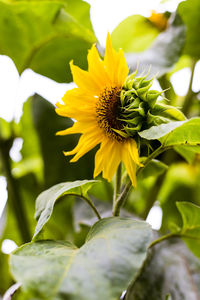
<box><xmin>1</xmin><ymin>0</ymin><xmax>200</xmax><ymax>299</ymax></box>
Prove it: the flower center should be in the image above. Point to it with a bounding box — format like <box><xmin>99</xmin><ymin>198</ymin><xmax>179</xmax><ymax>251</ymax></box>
<box><xmin>96</xmin><ymin>87</ymin><xmax>124</xmax><ymax>141</ymax></box>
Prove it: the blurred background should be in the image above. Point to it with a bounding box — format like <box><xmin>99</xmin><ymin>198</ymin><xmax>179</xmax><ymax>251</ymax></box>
<box><xmin>0</xmin><ymin>0</ymin><xmax>200</xmax><ymax>296</ymax></box>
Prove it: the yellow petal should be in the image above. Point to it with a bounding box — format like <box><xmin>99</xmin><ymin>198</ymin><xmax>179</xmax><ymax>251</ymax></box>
<box><xmin>94</xmin><ymin>138</ymin><xmax>122</xmax><ymax>181</ymax></box>
<box><xmin>88</xmin><ymin>44</ymin><xmax>112</xmax><ymax>87</ymax></box>
<box><xmin>122</xmin><ymin>144</ymin><xmax>137</xmax><ymax>187</ymax></box>
<box><xmin>62</xmin><ymin>88</ymin><xmax>96</xmax><ymax>105</ymax></box>
<box><xmin>128</xmin><ymin>139</ymin><xmax>142</xmax><ymax>166</ymax></box>
<box><xmin>117</xmin><ymin>49</ymin><xmax>129</xmax><ymax>87</ymax></box>
<box><xmin>70</xmin><ymin>61</ymin><xmax>102</xmax><ymax>95</ymax></box>
<box><xmin>64</xmin><ymin>131</ymin><xmax>102</xmax><ymax>162</ymax></box>
<box><xmin>104</xmin><ymin>33</ymin><xmax>129</xmax><ymax>87</ymax></box>
<box><xmin>56</xmin><ymin>122</ymin><xmax>82</xmax><ymax>136</ymax></box>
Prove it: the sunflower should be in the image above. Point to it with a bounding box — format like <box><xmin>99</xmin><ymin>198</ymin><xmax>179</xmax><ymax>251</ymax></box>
<box><xmin>56</xmin><ymin>33</ymin><xmax>141</xmax><ymax>187</ymax></box>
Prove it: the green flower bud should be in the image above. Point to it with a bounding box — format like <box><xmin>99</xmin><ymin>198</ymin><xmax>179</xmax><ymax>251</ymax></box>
<box><xmin>115</xmin><ymin>69</ymin><xmax>186</xmax><ymax>138</ymax></box>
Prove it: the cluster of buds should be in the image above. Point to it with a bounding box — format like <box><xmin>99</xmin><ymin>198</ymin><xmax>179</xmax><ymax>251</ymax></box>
<box><xmin>115</xmin><ymin>70</ymin><xmax>186</xmax><ymax>139</ymax></box>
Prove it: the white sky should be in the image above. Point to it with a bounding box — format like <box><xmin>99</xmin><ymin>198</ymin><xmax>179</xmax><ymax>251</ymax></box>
<box><xmin>0</xmin><ymin>0</ymin><xmax>199</xmax><ymax>240</ymax></box>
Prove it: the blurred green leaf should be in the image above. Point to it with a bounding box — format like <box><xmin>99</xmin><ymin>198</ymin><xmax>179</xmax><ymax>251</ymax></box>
<box><xmin>178</xmin><ymin>0</ymin><xmax>200</xmax><ymax>59</ymax></box>
<box><xmin>33</xmin><ymin>180</ymin><xmax>97</xmax><ymax>239</ymax></box>
<box><xmin>0</xmin><ymin>0</ymin><xmax>96</xmax><ymax>82</ymax></box>
<box><xmin>17</xmin><ymin>98</ymin><xmax>43</xmax><ymax>182</ymax></box>
<box><xmin>160</xmin><ymin>163</ymin><xmax>198</xmax><ymax>232</ymax></box>
<box><xmin>0</xmin><ymin>251</ymin><xmax>12</xmax><ymax>296</ymax></box>
<box><xmin>177</xmin><ymin>202</ymin><xmax>200</xmax><ymax>258</ymax></box>
<box><xmin>126</xmin><ymin>13</ymin><xmax>185</xmax><ymax>77</ymax></box>
<box><xmin>139</xmin><ymin>118</ymin><xmax>200</xmax><ymax>148</ymax></box>
<box><xmin>111</xmin><ymin>15</ymin><xmax>159</xmax><ymax>52</ymax></box>
<box><xmin>168</xmin><ymin>55</ymin><xmax>193</xmax><ymax>77</ymax></box>
<box><xmin>0</xmin><ymin>118</ymin><xmax>12</xmax><ymax>140</ymax></box>
<box><xmin>175</xmin><ymin>145</ymin><xmax>200</xmax><ymax>163</ymax></box>
<box><xmin>139</xmin><ymin>159</ymin><xmax>168</xmax><ymax>180</ymax></box>
<box><xmin>10</xmin><ymin>218</ymin><xmax>152</xmax><ymax>300</ymax></box>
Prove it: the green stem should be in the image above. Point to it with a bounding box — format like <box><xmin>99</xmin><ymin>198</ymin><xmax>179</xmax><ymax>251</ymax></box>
<box><xmin>66</xmin><ymin>193</ymin><xmax>101</xmax><ymax>220</ymax></box>
<box><xmin>80</xmin><ymin>195</ymin><xmax>101</xmax><ymax>220</ymax></box>
<box><xmin>112</xmin><ymin>179</ymin><xmax>132</xmax><ymax>217</ymax></box>
<box><xmin>112</xmin><ymin>145</ymin><xmax>171</xmax><ymax>217</ymax></box>
<box><xmin>149</xmin><ymin>231</ymin><xmax>200</xmax><ymax>249</ymax></box>
<box><xmin>112</xmin><ymin>164</ymin><xmax>122</xmax><ymax>214</ymax></box>
<box><xmin>149</xmin><ymin>232</ymin><xmax>179</xmax><ymax>248</ymax></box>
<box><xmin>182</xmin><ymin>59</ymin><xmax>196</xmax><ymax>116</ymax></box>
<box><xmin>0</xmin><ymin>138</ymin><xmax>31</xmax><ymax>243</ymax></box>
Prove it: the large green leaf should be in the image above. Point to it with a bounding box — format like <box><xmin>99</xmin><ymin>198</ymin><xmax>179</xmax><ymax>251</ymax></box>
<box><xmin>10</xmin><ymin>218</ymin><xmax>152</xmax><ymax>300</ymax></box>
<box><xmin>33</xmin><ymin>180</ymin><xmax>97</xmax><ymax>239</ymax></box>
<box><xmin>125</xmin><ymin>13</ymin><xmax>185</xmax><ymax>77</ymax></box>
<box><xmin>111</xmin><ymin>15</ymin><xmax>159</xmax><ymax>52</ymax></box>
<box><xmin>178</xmin><ymin>0</ymin><xmax>200</xmax><ymax>58</ymax></box>
<box><xmin>177</xmin><ymin>202</ymin><xmax>200</xmax><ymax>258</ymax></box>
<box><xmin>139</xmin><ymin>118</ymin><xmax>200</xmax><ymax>147</ymax></box>
<box><xmin>0</xmin><ymin>0</ymin><xmax>96</xmax><ymax>82</ymax></box>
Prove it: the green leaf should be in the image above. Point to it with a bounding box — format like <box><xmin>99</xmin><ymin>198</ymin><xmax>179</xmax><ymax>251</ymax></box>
<box><xmin>178</xmin><ymin>0</ymin><xmax>200</xmax><ymax>58</ymax></box>
<box><xmin>139</xmin><ymin>159</ymin><xmax>168</xmax><ymax>180</ymax></box>
<box><xmin>33</xmin><ymin>180</ymin><xmax>97</xmax><ymax>239</ymax></box>
<box><xmin>139</xmin><ymin>120</ymin><xmax>185</xmax><ymax>140</ymax></box>
<box><xmin>0</xmin><ymin>0</ymin><xmax>96</xmax><ymax>82</ymax></box>
<box><xmin>111</xmin><ymin>15</ymin><xmax>159</xmax><ymax>52</ymax></box>
<box><xmin>10</xmin><ymin>218</ymin><xmax>152</xmax><ymax>300</ymax></box>
<box><xmin>177</xmin><ymin>202</ymin><xmax>200</xmax><ymax>257</ymax></box>
<box><xmin>126</xmin><ymin>13</ymin><xmax>185</xmax><ymax>77</ymax></box>
<box><xmin>139</xmin><ymin>118</ymin><xmax>200</xmax><ymax>147</ymax></box>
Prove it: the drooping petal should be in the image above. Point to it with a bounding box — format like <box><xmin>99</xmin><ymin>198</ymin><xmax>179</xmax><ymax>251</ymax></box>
<box><xmin>94</xmin><ymin>138</ymin><xmax>122</xmax><ymax>181</ymax></box>
<box><xmin>122</xmin><ymin>142</ymin><xmax>137</xmax><ymax>187</ymax></box>
<box><xmin>128</xmin><ymin>139</ymin><xmax>142</xmax><ymax>166</ymax></box>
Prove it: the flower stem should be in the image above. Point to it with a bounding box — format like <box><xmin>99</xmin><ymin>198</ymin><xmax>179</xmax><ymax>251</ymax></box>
<box><xmin>112</xmin><ymin>164</ymin><xmax>122</xmax><ymax>216</ymax></box>
<box><xmin>112</xmin><ymin>145</ymin><xmax>171</xmax><ymax>217</ymax></box>
<box><xmin>113</xmin><ymin>164</ymin><xmax>122</xmax><ymax>202</ymax></box>
<box><xmin>112</xmin><ymin>179</ymin><xmax>132</xmax><ymax>216</ymax></box>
